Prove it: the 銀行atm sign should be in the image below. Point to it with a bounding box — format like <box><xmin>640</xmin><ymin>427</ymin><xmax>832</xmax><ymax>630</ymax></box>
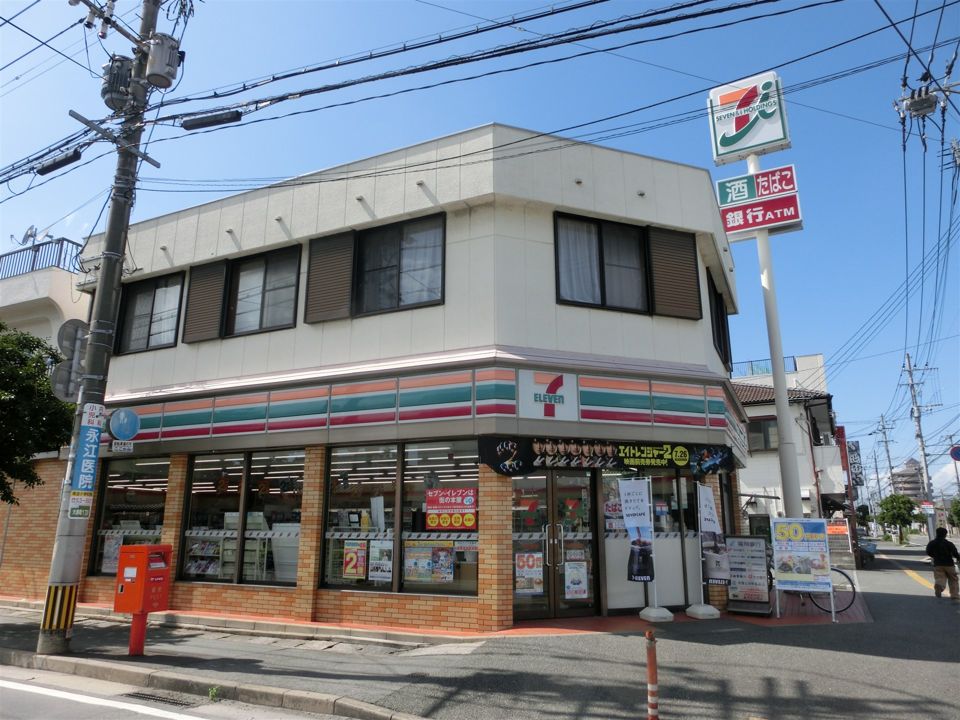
<box><xmin>716</xmin><ymin>164</ymin><xmax>802</xmax><ymax>237</ymax></box>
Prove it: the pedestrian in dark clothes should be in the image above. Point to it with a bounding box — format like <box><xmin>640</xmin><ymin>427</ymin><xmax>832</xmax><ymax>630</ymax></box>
<box><xmin>925</xmin><ymin>527</ymin><xmax>960</xmax><ymax>600</ymax></box>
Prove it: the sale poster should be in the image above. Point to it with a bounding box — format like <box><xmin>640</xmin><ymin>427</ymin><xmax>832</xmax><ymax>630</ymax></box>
<box><xmin>771</xmin><ymin>518</ymin><xmax>831</xmax><ymax>593</ymax></box>
<box><xmin>342</xmin><ymin>540</ymin><xmax>367</xmax><ymax>580</ymax></box>
<box><xmin>514</xmin><ymin>552</ymin><xmax>544</xmax><ymax>594</ymax></box>
<box><xmin>617</xmin><ymin>478</ymin><xmax>655</xmax><ymax>582</ymax></box>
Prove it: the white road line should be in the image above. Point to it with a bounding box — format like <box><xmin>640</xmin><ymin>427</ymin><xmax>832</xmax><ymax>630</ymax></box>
<box><xmin>0</xmin><ymin>679</ymin><xmax>198</xmax><ymax>719</ymax></box>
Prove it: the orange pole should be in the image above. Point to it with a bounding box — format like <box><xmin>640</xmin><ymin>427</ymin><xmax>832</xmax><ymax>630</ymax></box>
<box><xmin>129</xmin><ymin>612</ymin><xmax>147</xmax><ymax>656</ymax></box>
<box><xmin>646</xmin><ymin>629</ymin><xmax>659</xmax><ymax>719</ymax></box>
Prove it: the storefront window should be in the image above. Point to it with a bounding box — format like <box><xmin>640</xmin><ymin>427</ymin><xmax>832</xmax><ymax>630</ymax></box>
<box><xmin>401</xmin><ymin>440</ymin><xmax>478</xmax><ymax>596</ymax></box>
<box><xmin>92</xmin><ymin>458</ymin><xmax>169</xmax><ymax>575</ymax></box>
<box><xmin>650</xmin><ymin>474</ymin><xmax>680</xmax><ymax>533</ymax></box>
<box><xmin>182</xmin><ymin>449</ymin><xmax>304</xmax><ymax>585</ymax></box>
<box><xmin>324</xmin><ymin>445</ymin><xmax>397</xmax><ymax>590</ymax></box>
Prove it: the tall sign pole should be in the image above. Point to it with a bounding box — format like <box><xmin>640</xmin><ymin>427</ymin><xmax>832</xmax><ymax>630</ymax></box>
<box><xmin>708</xmin><ymin>72</ymin><xmax>803</xmax><ymax>518</ymax></box>
<box><xmin>37</xmin><ymin>0</ymin><xmax>163</xmax><ymax>655</ymax></box>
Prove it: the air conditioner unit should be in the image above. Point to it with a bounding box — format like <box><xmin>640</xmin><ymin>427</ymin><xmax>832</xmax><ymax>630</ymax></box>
<box><xmin>800</xmin><ymin>489</ymin><xmax>811</xmax><ymax>500</ymax></box>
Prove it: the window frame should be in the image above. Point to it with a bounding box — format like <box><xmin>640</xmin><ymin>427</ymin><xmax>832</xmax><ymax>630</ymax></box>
<box><xmin>747</xmin><ymin>417</ymin><xmax>780</xmax><ymax>452</ymax></box>
<box><xmin>115</xmin><ymin>272</ymin><xmax>185</xmax><ymax>355</ymax></box>
<box><xmin>351</xmin><ymin>213</ymin><xmax>446</xmax><ymax>318</ymax></box>
<box><xmin>553</xmin><ymin>212</ymin><xmax>652</xmax><ymax>315</ymax></box>
<box><xmin>707</xmin><ymin>272</ymin><xmax>732</xmax><ymax>368</ymax></box>
<box><xmin>224</xmin><ymin>245</ymin><xmax>301</xmax><ymax>338</ymax></box>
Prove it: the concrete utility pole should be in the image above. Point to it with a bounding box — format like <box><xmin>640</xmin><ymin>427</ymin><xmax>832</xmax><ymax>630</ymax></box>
<box><xmin>877</xmin><ymin>414</ymin><xmax>896</xmax><ymax>480</ymax></box>
<box><xmin>903</xmin><ymin>352</ymin><xmax>935</xmax><ymax>539</ymax></box>
<box><xmin>37</xmin><ymin>0</ymin><xmax>163</xmax><ymax>655</ymax></box>
<box><xmin>747</xmin><ymin>153</ymin><xmax>803</xmax><ymax>518</ymax></box>
<box><xmin>872</xmin><ymin>446</ymin><xmax>884</xmax><ymax>514</ymax></box>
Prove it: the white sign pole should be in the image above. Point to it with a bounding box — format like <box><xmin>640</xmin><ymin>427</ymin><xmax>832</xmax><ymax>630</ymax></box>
<box><xmin>686</xmin><ymin>482</ymin><xmax>721</xmax><ymax>619</ymax></box>
<box><xmin>748</xmin><ymin>152</ymin><xmax>804</xmax><ymax>519</ymax></box>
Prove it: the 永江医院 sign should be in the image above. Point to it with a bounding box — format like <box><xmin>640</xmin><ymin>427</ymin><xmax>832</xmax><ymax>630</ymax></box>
<box><xmin>716</xmin><ymin>165</ymin><xmax>797</xmax><ymax>207</ymax></box>
<box><xmin>708</xmin><ymin>71</ymin><xmax>791</xmax><ymax>165</ymax></box>
<box><xmin>720</xmin><ymin>193</ymin><xmax>801</xmax><ymax>236</ymax></box>
<box><xmin>68</xmin><ymin>403</ymin><xmax>105</xmax><ymax>519</ymax></box>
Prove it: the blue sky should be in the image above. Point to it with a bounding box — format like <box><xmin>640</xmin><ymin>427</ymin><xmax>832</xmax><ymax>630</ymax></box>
<box><xmin>1</xmin><ymin>0</ymin><xmax>958</xmax><ymax>499</ymax></box>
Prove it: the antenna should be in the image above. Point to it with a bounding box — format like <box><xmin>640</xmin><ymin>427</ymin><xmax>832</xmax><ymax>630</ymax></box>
<box><xmin>17</xmin><ymin>225</ymin><xmax>37</xmax><ymax>246</ymax></box>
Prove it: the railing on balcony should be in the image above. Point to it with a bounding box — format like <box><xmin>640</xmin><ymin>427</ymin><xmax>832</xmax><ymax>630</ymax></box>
<box><xmin>0</xmin><ymin>238</ymin><xmax>81</xmax><ymax>280</ymax></box>
<box><xmin>731</xmin><ymin>356</ymin><xmax>798</xmax><ymax>378</ymax></box>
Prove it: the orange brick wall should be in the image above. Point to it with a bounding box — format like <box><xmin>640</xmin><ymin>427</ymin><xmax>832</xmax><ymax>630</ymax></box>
<box><xmin>0</xmin><ymin>459</ymin><xmax>65</xmax><ymax>598</ymax></box>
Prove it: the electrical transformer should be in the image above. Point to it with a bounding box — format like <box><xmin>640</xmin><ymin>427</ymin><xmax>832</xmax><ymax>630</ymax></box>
<box><xmin>101</xmin><ymin>55</ymin><xmax>133</xmax><ymax>112</ymax></box>
<box><xmin>146</xmin><ymin>33</ymin><xmax>180</xmax><ymax>89</ymax></box>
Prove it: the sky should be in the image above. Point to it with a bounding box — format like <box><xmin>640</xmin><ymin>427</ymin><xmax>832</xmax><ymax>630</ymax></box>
<box><xmin>1</xmin><ymin>0</ymin><xmax>958</xmax><ymax>502</ymax></box>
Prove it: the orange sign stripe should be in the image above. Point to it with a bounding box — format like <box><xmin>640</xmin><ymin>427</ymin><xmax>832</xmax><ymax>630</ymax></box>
<box><xmin>399</xmin><ymin>371</ymin><xmax>473</xmax><ymax>389</ymax></box>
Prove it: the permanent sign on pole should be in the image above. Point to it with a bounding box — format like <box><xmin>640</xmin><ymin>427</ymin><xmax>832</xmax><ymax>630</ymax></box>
<box><xmin>68</xmin><ymin>403</ymin><xmax>105</xmax><ymax>519</ymax></box>
<box><xmin>716</xmin><ymin>165</ymin><xmax>797</xmax><ymax>206</ymax></box>
<box><xmin>720</xmin><ymin>193</ymin><xmax>802</xmax><ymax>236</ymax></box>
<box><xmin>708</xmin><ymin>71</ymin><xmax>791</xmax><ymax>165</ymax></box>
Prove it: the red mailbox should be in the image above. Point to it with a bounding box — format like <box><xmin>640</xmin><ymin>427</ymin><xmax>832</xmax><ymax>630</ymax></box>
<box><xmin>113</xmin><ymin>544</ymin><xmax>171</xmax><ymax>655</ymax></box>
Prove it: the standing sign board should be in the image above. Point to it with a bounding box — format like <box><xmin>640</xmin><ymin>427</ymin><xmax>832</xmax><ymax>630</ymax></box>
<box><xmin>69</xmin><ymin>403</ymin><xmax>105</xmax><ymax>519</ymax></box>
<box><xmin>827</xmin><ymin>519</ymin><xmax>852</xmax><ymax>555</ymax></box>
<box><xmin>726</xmin><ymin>536</ymin><xmax>772</xmax><ymax>615</ymax></box>
<box><xmin>771</xmin><ymin>518</ymin><xmax>831</xmax><ymax>593</ymax></box>
<box><xmin>708</xmin><ymin>71</ymin><xmax>791</xmax><ymax>165</ymax></box>
<box><xmin>618</xmin><ymin>478</ymin><xmax>654</xmax><ymax>583</ymax></box>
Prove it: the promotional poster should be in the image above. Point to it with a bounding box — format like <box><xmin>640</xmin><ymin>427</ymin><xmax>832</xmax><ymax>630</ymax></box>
<box><xmin>617</xmin><ymin>477</ymin><xmax>654</xmax><ymax>583</ymax></box>
<box><xmin>698</xmin><ymin>484</ymin><xmax>730</xmax><ymax>585</ymax></box>
<box><xmin>771</xmin><ymin>518</ymin><xmax>832</xmax><ymax>593</ymax></box>
<box><xmin>479</xmin><ymin>437</ymin><xmax>733</xmax><ymax>477</ymax></box>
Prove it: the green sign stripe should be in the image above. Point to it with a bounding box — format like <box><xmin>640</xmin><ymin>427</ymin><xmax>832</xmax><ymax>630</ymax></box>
<box><xmin>330</xmin><ymin>394</ymin><xmax>397</xmax><ymax>413</ymax></box>
<box><xmin>476</xmin><ymin>383</ymin><xmax>516</xmax><ymax>401</ymax></box>
<box><xmin>212</xmin><ymin>405</ymin><xmax>267</xmax><ymax>423</ymax></box>
<box><xmin>707</xmin><ymin>399</ymin><xmax>726</xmax><ymax>414</ymax></box>
<box><xmin>139</xmin><ymin>416</ymin><xmax>162</xmax><ymax>430</ymax></box>
<box><xmin>399</xmin><ymin>387</ymin><xmax>472</xmax><ymax>408</ymax></box>
<box><xmin>580</xmin><ymin>389</ymin><xmax>652</xmax><ymax>410</ymax></box>
<box><xmin>268</xmin><ymin>399</ymin><xmax>328</xmax><ymax>418</ymax></box>
<box><xmin>161</xmin><ymin>410</ymin><xmax>213</xmax><ymax>427</ymax></box>
<box><xmin>651</xmin><ymin>396</ymin><xmax>706</xmax><ymax>414</ymax></box>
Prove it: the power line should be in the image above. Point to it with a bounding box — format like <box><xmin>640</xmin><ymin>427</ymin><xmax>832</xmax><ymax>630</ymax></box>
<box><xmin>0</xmin><ymin>14</ymin><xmax>96</xmax><ymax>77</ymax></box>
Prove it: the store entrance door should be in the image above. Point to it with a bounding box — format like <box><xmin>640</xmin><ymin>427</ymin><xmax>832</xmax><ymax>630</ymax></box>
<box><xmin>512</xmin><ymin>470</ymin><xmax>598</xmax><ymax>620</ymax></box>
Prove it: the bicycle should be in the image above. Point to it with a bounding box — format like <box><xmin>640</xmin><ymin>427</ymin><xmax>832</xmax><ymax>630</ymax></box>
<box><xmin>799</xmin><ymin>567</ymin><xmax>857</xmax><ymax>613</ymax></box>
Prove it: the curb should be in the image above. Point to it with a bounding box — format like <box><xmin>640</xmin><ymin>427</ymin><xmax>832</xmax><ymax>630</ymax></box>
<box><xmin>0</xmin><ymin>599</ymin><xmax>470</xmax><ymax>648</ymax></box>
<box><xmin>0</xmin><ymin>646</ymin><xmax>426</xmax><ymax>720</ymax></box>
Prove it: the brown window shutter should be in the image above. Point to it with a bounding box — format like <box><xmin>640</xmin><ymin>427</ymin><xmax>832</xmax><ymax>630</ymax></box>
<box><xmin>305</xmin><ymin>232</ymin><xmax>354</xmax><ymax>323</ymax></box>
<box><xmin>182</xmin><ymin>261</ymin><xmax>226</xmax><ymax>343</ymax></box>
<box><xmin>648</xmin><ymin>228</ymin><xmax>702</xmax><ymax>320</ymax></box>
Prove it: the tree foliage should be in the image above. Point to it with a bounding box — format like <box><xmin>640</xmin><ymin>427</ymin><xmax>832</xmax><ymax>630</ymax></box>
<box><xmin>0</xmin><ymin>322</ymin><xmax>74</xmax><ymax>504</ymax></box>
<box><xmin>949</xmin><ymin>497</ymin><xmax>960</xmax><ymax>529</ymax></box>
<box><xmin>875</xmin><ymin>494</ymin><xmax>921</xmax><ymax>537</ymax></box>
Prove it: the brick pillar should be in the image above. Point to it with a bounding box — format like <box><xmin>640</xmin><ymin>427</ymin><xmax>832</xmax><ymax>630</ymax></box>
<box><xmin>296</xmin><ymin>445</ymin><xmax>325</xmax><ymax>621</ymax></box>
<box><xmin>477</xmin><ymin>465</ymin><xmax>513</xmax><ymax>631</ymax></box>
<box><xmin>730</xmin><ymin>471</ymin><xmax>744</xmax><ymax>535</ymax></box>
<box><xmin>703</xmin><ymin>473</ymin><xmax>728</xmax><ymax>611</ymax></box>
<box><xmin>161</xmin><ymin>454</ymin><xmax>189</xmax><ymax>576</ymax></box>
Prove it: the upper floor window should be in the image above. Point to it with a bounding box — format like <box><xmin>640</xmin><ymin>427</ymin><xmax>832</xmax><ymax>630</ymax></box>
<box><xmin>117</xmin><ymin>274</ymin><xmax>183</xmax><ymax>353</ymax></box>
<box><xmin>748</xmin><ymin>418</ymin><xmax>779</xmax><ymax>452</ymax></box>
<box><xmin>226</xmin><ymin>247</ymin><xmax>299</xmax><ymax>335</ymax></box>
<box><xmin>355</xmin><ymin>215</ymin><xmax>444</xmax><ymax>315</ymax></box>
<box><xmin>708</xmin><ymin>273</ymin><xmax>731</xmax><ymax>367</ymax></box>
<box><xmin>555</xmin><ymin>215</ymin><xmax>648</xmax><ymax>312</ymax></box>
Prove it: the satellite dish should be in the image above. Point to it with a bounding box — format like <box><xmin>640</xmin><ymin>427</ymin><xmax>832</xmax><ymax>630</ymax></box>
<box><xmin>18</xmin><ymin>225</ymin><xmax>37</xmax><ymax>246</ymax></box>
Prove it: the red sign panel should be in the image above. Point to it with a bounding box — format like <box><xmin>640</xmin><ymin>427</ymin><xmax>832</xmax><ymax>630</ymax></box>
<box><xmin>721</xmin><ymin>192</ymin><xmax>801</xmax><ymax>235</ymax></box>
<box><xmin>426</xmin><ymin>488</ymin><xmax>478</xmax><ymax>529</ymax></box>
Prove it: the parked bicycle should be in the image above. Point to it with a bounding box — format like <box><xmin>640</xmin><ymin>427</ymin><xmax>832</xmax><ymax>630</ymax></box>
<box><xmin>797</xmin><ymin>567</ymin><xmax>857</xmax><ymax>613</ymax></box>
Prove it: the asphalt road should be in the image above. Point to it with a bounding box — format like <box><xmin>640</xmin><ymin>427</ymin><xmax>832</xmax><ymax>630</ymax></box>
<box><xmin>1</xmin><ymin>540</ymin><xmax>956</xmax><ymax>720</ymax></box>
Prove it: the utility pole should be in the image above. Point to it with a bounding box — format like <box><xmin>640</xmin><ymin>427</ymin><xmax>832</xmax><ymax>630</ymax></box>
<box><xmin>37</xmin><ymin>0</ymin><xmax>168</xmax><ymax>655</ymax></box>
<box><xmin>872</xmin><ymin>446</ymin><xmax>884</xmax><ymax>523</ymax></box>
<box><xmin>877</xmin><ymin>415</ymin><xmax>896</xmax><ymax>480</ymax></box>
<box><xmin>903</xmin><ymin>352</ymin><xmax>935</xmax><ymax>540</ymax></box>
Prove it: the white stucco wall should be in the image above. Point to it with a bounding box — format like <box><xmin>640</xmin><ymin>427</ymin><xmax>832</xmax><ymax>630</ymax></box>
<box><xmin>0</xmin><ymin>266</ymin><xmax>89</xmax><ymax>344</ymax></box>
<box><xmin>84</xmin><ymin>125</ymin><xmax>736</xmax><ymax>399</ymax></box>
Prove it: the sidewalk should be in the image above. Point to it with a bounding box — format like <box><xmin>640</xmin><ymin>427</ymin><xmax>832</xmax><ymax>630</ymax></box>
<box><xmin>1</xmin><ymin>544</ymin><xmax>955</xmax><ymax>720</ymax></box>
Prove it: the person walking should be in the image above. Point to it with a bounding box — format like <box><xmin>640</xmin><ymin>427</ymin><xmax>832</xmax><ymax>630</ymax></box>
<box><xmin>925</xmin><ymin>527</ymin><xmax>960</xmax><ymax>600</ymax></box>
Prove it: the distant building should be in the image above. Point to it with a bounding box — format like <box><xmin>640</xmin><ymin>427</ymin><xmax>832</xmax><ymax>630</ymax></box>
<box><xmin>890</xmin><ymin>458</ymin><xmax>924</xmax><ymax>501</ymax></box>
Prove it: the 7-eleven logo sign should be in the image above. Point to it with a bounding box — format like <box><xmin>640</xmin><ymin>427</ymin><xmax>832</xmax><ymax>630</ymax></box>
<box><xmin>518</xmin><ymin>371</ymin><xmax>579</xmax><ymax>421</ymax></box>
<box><xmin>708</xmin><ymin>71</ymin><xmax>790</xmax><ymax>165</ymax></box>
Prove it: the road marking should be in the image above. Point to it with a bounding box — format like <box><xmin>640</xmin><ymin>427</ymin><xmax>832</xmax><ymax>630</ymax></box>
<box><xmin>876</xmin><ymin>554</ymin><xmax>934</xmax><ymax>590</ymax></box>
<box><xmin>0</xmin><ymin>679</ymin><xmax>198</xmax><ymax>719</ymax></box>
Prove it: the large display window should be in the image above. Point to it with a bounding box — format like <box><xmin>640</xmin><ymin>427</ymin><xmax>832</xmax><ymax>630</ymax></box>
<box><xmin>182</xmin><ymin>449</ymin><xmax>303</xmax><ymax>585</ymax></box>
<box><xmin>322</xmin><ymin>440</ymin><xmax>479</xmax><ymax>596</ymax></box>
<box><xmin>91</xmin><ymin>457</ymin><xmax>169</xmax><ymax>575</ymax></box>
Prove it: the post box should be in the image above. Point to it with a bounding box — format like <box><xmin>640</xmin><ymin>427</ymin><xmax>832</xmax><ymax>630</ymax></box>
<box><xmin>114</xmin><ymin>544</ymin><xmax>172</xmax><ymax>614</ymax></box>
<box><xmin>114</xmin><ymin>544</ymin><xmax>171</xmax><ymax>655</ymax></box>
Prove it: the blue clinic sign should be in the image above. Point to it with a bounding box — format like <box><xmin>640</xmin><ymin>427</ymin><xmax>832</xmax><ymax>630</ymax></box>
<box><xmin>68</xmin><ymin>403</ymin><xmax>104</xmax><ymax>519</ymax></box>
<box><xmin>109</xmin><ymin>407</ymin><xmax>140</xmax><ymax>442</ymax></box>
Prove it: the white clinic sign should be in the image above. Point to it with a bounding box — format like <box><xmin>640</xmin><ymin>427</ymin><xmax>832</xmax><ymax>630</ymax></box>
<box><xmin>708</xmin><ymin>71</ymin><xmax>791</xmax><ymax>165</ymax></box>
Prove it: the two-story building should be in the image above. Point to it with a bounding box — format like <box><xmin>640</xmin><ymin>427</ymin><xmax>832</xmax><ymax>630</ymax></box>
<box><xmin>2</xmin><ymin>125</ymin><xmax>749</xmax><ymax>632</ymax></box>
